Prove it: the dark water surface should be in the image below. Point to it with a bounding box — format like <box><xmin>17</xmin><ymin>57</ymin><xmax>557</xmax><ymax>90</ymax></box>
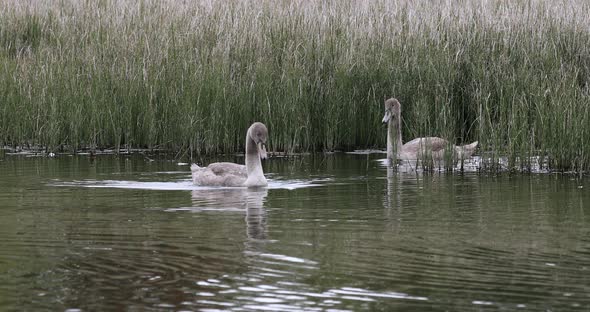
<box><xmin>0</xmin><ymin>154</ymin><xmax>588</xmax><ymax>311</ymax></box>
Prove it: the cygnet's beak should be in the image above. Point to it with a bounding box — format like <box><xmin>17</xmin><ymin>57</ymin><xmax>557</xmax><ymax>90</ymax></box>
<box><xmin>258</xmin><ymin>142</ymin><xmax>268</xmax><ymax>160</ymax></box>
<box><xmin>381</xmin><ymin>111</ymin><xmax>391</xmax><ymax>125</ymax></box>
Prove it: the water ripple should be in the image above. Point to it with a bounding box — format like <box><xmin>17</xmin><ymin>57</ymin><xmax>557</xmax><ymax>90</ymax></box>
<box><xmin>2</xmin><ymin>154</ymin><xmax>588</xmax><ymax>311</ymax></box>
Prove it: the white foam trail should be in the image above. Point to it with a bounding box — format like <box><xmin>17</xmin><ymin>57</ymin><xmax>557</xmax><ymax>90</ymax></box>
<box><xmin>49</xmin><ymin>178</ymin><xmax>327</xmax><ymax>191</ymax></box>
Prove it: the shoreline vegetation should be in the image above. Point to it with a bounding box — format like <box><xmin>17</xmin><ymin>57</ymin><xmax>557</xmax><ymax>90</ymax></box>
<box><xmin>1</xmin><ymin>0</ymin><xmax>589</xmax><ymax>172</ymax></box>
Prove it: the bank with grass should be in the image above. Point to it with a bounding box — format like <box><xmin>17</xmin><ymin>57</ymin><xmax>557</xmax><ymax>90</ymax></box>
<box><xmin>1</xmin><ymin>0</ymin><xmax>589</xmax><ymax>171</ymax></box>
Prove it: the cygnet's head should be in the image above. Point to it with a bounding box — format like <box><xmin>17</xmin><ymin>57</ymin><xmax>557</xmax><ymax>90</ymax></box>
<box><xmin>382</xmin><ymin>98</ymin><xmax>401</xmax><ymax>124</ymax></box>
<box><xmin>248</xmin><ymin>122</ymin><xmax>268</xmax><ymax>159</ymax></box>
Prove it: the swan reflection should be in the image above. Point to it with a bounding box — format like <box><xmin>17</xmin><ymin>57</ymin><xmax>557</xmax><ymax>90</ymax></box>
<box><xmin>190</xmin><ymin>188</ymin><xmax>268</xmax><ymax>240</ymax></box>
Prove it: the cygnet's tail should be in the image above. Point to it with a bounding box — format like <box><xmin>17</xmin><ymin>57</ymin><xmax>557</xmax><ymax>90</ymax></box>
<box><xmin>190</xmin><ymin>163</ymin><xmax>205</xmax><ymax>185</ymax></box>
<box><xmin>191</xmin><ymin>163</ymin><xmax>205</xmax><ymax>176</ymax></box>
<box><xmin>463</xmin><ymin>141</ymin><xmax>478</xmax><ymax>151</ymax></box>
<box><xmin>461</xmin><ymin>141</ymin><xmax>479</xmax><ymax>158</ymax></box>
<box><xmin>456</xmin><ymin>141</ymin><xmax>479</xmax><ymax>159</ymax></box>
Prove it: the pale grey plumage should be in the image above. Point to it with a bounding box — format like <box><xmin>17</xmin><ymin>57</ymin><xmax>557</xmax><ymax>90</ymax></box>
<box><xmin>191</xmin><ymin>122</ymin><xmax>268</xmax><ymax>187</ymax></box>
<box><xmin>382</xmin><ymin>98</ymin><xmax>478</xmax><ymax>162</ymax></box>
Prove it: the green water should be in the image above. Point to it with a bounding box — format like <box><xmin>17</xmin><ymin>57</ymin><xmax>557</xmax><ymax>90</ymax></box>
<box><xmin>0</xmin><ymin>154</ymin><xmax>588</xmax><ymax>311</ymax></box>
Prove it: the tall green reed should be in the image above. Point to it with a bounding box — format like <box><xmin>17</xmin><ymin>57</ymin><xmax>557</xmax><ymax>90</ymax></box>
<box><xmin>0</xmin><ymin>0</ymin><xmax>588</xmax><ymax>172</ymax></box>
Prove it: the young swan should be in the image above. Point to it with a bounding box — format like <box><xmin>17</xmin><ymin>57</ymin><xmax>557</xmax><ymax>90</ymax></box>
<box><xmin>191</xmin><ymin>122</ymin><xmax>268</xmax><ymax>187</ymax></box>
<box><xmin>382</xmin><ymin>98</ymin><xmax>478</xmax><ymax>163</ymax></box>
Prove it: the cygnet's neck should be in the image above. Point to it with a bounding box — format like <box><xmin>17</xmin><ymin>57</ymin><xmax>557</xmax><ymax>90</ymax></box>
<box><xmin>387</xmin><ymin>116</ymin><xmax>403</xmax><ymax>162</ymax></box>
<box><xmin>244</xmin><ymin>132</ymin><xmax>267</xmax><ymax>186</ymax></box>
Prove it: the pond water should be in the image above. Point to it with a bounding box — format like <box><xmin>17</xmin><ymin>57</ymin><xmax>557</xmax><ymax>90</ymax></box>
<box><xmin>0</xmin><ymin>153</ymin><xmax>588</xmax><ymax>311</ymax></box>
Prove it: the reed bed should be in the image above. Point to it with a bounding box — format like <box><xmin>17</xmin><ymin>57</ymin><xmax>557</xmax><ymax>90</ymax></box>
<box><xmin>1</xmin><ymin>0</ymin><xmax>589</xmax><ymax>171</ymax></box>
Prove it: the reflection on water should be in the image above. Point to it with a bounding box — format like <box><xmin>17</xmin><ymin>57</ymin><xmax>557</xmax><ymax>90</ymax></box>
<box><xmin>0</xmin><ymin>154</ymin><xmax>588</xmax><ymax>311</ymax></box>
<box><xmin>376</xmin><ymin>157</ymin><xmax>482</xmax><ymax>173</ymax></box>
<box><xmin>185</xmin><ymin>188</ymin><xmax>268</xmax><ymax>241</ymax></box>
<box><xmin>377</xmin><ymin>154</ymin><xmax>550</xmax><ymax>173</ymax></box>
